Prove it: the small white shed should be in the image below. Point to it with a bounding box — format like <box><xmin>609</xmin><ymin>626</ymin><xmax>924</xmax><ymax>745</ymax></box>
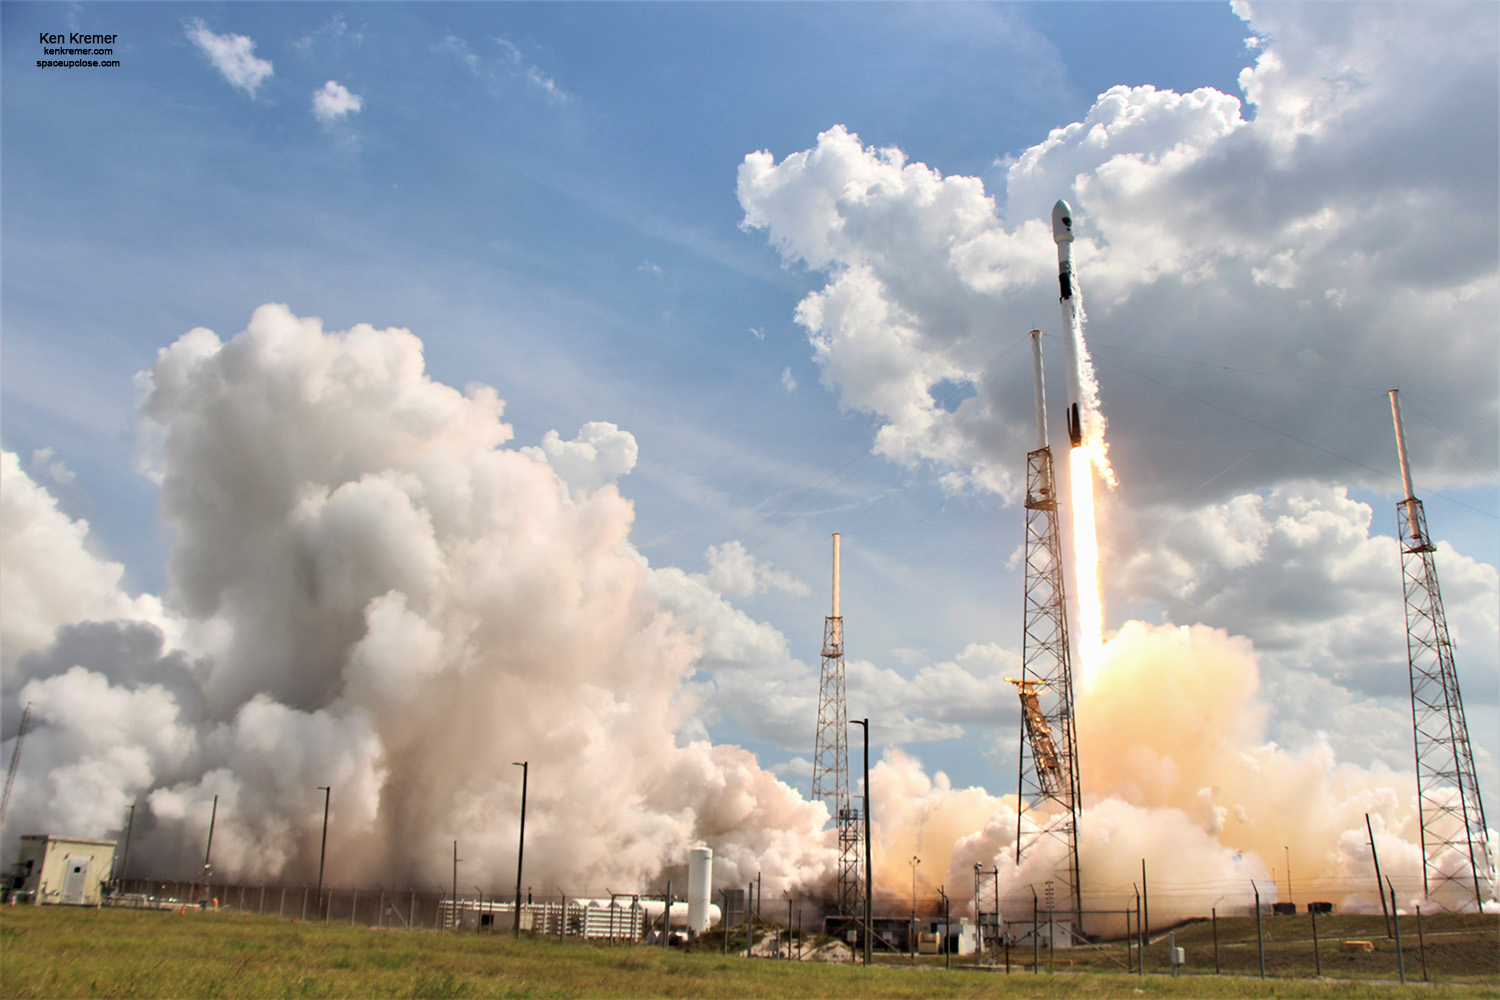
<box><xmin>11</xmin><ymin>835</ymin><xmax>117</xmax><ymax>905</ymax></box>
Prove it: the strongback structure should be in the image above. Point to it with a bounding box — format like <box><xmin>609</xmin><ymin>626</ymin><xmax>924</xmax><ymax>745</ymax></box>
<box><xmin>1389</xmin><ymin>390</ymin><xmax>1493</xmax><ymax>910</ymax></box>
<box><xmin>1011</xmin><ymin>331</ymin><xmax>1083</xmax><ymax>924</ymax></box>
<box><xmin>811</xmin><ymin>534</ymin><xmax>860</xmax><ymax>918</ymax></box>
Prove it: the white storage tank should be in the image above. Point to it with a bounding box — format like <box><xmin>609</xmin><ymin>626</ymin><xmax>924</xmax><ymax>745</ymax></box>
<box><xmin>687</xmin><ymin>845</ymin><xmax>713</xmax><ymax>934</ymax></box>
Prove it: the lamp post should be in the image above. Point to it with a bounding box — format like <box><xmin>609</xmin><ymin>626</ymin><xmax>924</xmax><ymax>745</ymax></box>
<box><xmin>850</xmin><ymin>718</ymin><xmax>871</xmax><ymax>966</ymax></box>
<box><xmin>316</xmin><ymin>786</ymin><xmax>330</xmax><ymax>920</ymax></box>
<box><xmin>909</xmin><ymin>856</ymin><xmax>920</xmax><ymax>962</ymax></box>
<box><xmin>1284</xmin><ymin>845</ymin><xmax>1293</xmax><ymax>909</ymax></box>
<box><xmin>513</xmin><ymin>761</ymin><xmax>528</xmax><ymax>939</ymax></box>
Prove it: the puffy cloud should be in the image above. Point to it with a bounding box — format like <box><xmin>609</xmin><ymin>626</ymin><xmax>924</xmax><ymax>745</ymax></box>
<box><xmin>738</xmin><ymin>5</ymin><xmax>1497</xmax><ymax>506</ymax></box>
<box><xmin>525</xmin><ymin>421</ymin><xmax>639</xmax><ymax>497</ymax></box>
<box><xmin>185</xmin><ymin>19</ymin><xmax>273</xmax><ymax>97</ymax></box>
<box><xmin>312</xmin><ymin>80</ymin><xmax>362</xmax><ymax>123</ymax></box>
<box><xmin>703</xmin><ymin>540</ymin><xmax>809</xmax><ymax>599</ymax></box>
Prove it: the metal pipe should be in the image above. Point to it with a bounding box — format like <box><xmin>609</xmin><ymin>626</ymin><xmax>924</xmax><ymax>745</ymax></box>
<box><xmin>1030</xmin><ymin>330</ymin><xmax>1048</xmax><ymax>451</ymax></box>
<box><xmin>1389</xmin><ymin>390</ymin><xmax>1422</xmax><ymax>541</ymax></box>
<box><xmin>831</xmin><ymin>534</ymin><xmax>840</xmax><ymax>619</ymax></box>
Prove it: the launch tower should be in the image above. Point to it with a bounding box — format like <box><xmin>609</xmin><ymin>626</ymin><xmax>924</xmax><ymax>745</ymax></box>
<box><xmin>1011</xmin><ymin>330</ymin><xmax>1083</xmax><ymax>925</ymax></box>
<box><xmin>1389</xmin><ymin>390</ymin><xmax>1493</xmax><ymax>909</ymax></box>
<box><xmin>811</xmin><ymin>534</ymin><xmax>861</xmax><ymax>918</ymax></box>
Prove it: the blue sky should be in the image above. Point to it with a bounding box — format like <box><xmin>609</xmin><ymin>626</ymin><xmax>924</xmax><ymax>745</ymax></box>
<box><xmin>2</xmin><ymin>2</ymin><xmax>1497</xmax><ymax>895</ymax></box>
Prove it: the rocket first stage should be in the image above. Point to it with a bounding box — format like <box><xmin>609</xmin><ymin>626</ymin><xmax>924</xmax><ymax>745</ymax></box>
<box><xmin>1053</xmin><ymin>199</ymin><xmax>1084</xmax><ymax>448</ymax></box>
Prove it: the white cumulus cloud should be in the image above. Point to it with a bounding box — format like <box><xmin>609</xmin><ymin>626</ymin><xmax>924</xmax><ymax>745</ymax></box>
<box><xmin>312</xmin><ymin>80</ymin><xmax>362</xmax><ymax>123</ymax></box>
<box><xmin>185</xmin><ymin>19</ymin><xmax>273</xmax><ymax>97</ymax></box>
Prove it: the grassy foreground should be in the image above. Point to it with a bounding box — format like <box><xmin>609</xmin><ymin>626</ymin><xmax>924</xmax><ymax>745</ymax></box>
<box><xmin>2</xmin><ymin>906</ymin><xmax>1496</xmax><ymax>1000</ymax></box>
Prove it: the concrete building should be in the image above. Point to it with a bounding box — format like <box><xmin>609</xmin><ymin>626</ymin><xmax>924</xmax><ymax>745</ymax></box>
<box><xmin>8</xmin><ymin>835</ymin><xmax>117</xmax><ymax>905</ymax></box>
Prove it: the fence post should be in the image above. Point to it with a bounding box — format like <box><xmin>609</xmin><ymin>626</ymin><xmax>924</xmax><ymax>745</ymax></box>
<box><xmin>1031</xmin><ymin>887</ymin><xmax>1039</xmax><ymax>974</ymax></box>
<box><xmin>1389</xmin><ymin>881</ymin><xmax>1405</xmax><ymax>985</ymax></box>
<box><xmin>1212</xmin><ymin>906</ymin><xmax>1219</xmax><ymax>975</ymax></box>
<box><xmin>351</xmin><ymin>888</ymin><xmax>357</xmax><ymax>927</ymax></box>
<box><xmin>1416</xmin><ymin>905</ymin><xmax>1428</xmax><ymax>982</ymax></box>
<box><xmin>258</xmin><ymin>884</ymin><xmax>265</xmax><ymax>915</ymax></box>
<box><xmin>302</xmin><ymin>886</ymin><xmax>309</xmax><ymax>922</ymax></box>
<box><xmin>1310</xmin><ymin>905</ymin><xmax>1321</xmax><ymax>978</ymax></box>
<box><xmin>1253</xmin><ymin>882</ymin><xmax>1266</xmax><ymax>980</ymax></box>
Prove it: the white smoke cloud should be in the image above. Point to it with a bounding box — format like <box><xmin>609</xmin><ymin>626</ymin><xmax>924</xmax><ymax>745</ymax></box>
<box><xmin>3</xmin><ymin>304</ymin><xmax>833</xmax><ymax>897</ymax></box>
<box><xmin>185</xmin><ymin>19</ymin><xmax>274</xmax><ymax>97</ymax></box>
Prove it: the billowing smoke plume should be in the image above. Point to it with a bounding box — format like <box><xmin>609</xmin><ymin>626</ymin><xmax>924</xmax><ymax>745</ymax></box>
<box><xmin>2</xmin><ymin>304</ymin><xmax>833</xmax><ymax>895</ymax></box>
<box><xmin>871</xmin><ymin>620</ymin><xmax>1491</xmax><ymax>926</ymax></box>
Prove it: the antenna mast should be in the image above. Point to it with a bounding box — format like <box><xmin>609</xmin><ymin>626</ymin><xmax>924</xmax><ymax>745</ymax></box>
<box><xmin>1011</xmin><ymin>331</ymin><xmax>1083</xmax><ymax>930</ymax></box>
<box><xmin>1389</xmin><ymin>390</ymin><xmax>1492</xmax><ymax>910</ymax></box>
<box><xmin>811</xmin><ymin>534</ymin><xmax>860</xmax><ymax>919</ymax></box>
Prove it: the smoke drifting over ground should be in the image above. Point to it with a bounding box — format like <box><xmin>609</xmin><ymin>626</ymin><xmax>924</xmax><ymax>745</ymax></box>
<box><xmin>3</xmin><ymin>305</ymin><xmax>832</xmax><ymax>894</ymax></box>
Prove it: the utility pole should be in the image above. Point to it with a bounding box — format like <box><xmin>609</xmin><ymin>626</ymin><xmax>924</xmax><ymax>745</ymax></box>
<box><xmin>452</xmin><ymin>841</ymin><xmax>460</xmax><ymax>933</ymax></box>
<box><xmin>851</xmin><ymin>716</ymin><xmax>871</xmax><ymax>966</ymax></box>
<box><xmin>513</xmin><ymin>762</ymin><xmax>528</xmax><ymax>939</ymax></box>
<box><xmin>317</xmin><ymin>786</ymin><xmax>330</xmax><ymax>920</ymax></box>
<box><xmin>1389</xmin><ymin>390</ymin><xmax>1492</xmax><ymax>909</ymax></box>
<box><xmin>202</xmin><ymin>794</ymin><xmax>218</xmax><ymax>885</ymax></box>
<box><xmin>116</xmin><ymin>803</ymin><xmax>136</xmax><ymax>887</ymax></box>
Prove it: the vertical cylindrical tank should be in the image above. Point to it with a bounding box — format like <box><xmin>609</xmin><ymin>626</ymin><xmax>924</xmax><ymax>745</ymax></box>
<box><xmin>687</xmin><ymin>845</ymin><xmax>713</xmax><ymax>934</ymax></box>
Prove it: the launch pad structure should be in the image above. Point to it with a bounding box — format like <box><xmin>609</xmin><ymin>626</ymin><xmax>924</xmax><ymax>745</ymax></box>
<box><xmin>1389</xmin><ymin>391</ymin><xmax>1493</xmax><ymax>910</ymax></box>
<box><xmin>811</xmin><ymin>534</ymin><xmax>862</xmax><ymax>920</ymax></box>
<box><xmin>1010</xmin><ymin>329</ymin><xmax>1084</xmax><ymax>927</ymax></box>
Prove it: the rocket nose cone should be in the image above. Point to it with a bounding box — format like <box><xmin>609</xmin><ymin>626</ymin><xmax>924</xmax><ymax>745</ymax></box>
<box><xmin>1052</xmin><ymin>200</ymin><xmax>1074</xmax><ymax>244</ymax></box>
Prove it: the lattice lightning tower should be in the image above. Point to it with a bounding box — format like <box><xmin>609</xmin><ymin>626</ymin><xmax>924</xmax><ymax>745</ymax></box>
<box><xmin>811</xmin><ymin>533</ymin><xmax>860</xmax><ymax>918</ymax></box>
<box><xmin>1011</xmin><ymin>330</ymin><xmax>1083</xmax><ymax>925</ymax></box>
<box><xmin>1389</xmin><ymin>390</ymin><xmax>1493</xmax><ymax>910</ymax></box>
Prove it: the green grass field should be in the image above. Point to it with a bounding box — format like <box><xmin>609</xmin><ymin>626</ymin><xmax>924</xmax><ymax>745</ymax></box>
<box><xmin>2</xmin><ymin>906</ymin><xmax>1496</xmax><ymax>999</ymax></box>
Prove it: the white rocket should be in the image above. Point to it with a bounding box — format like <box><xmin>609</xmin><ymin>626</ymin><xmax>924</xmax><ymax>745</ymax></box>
<box><xmin>1053</xmin><ymin>199</ymin><xmax>1084</xmax><ymax>448</ymax></box>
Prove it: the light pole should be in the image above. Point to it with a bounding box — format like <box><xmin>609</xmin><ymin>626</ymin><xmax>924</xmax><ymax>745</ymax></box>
<box><xmin>850</xmin><ymin>717</ymin><xmax>871</xmax><ymax>966</ymax></box>
<box><xmin>909</xmin><ymin>856</ymin><xmax>920</xmax><ymax>962</ymax></box>
<box><xmin>513</xmin><ymin>761</ymin><xmax>528</xmax><ymax>939</ymax></box>
<box><xmin>1284</xmin><ymin>845</ymin><xmax>1292</xmax><ymax>909</ymax></box>
<box><xmin>316</xmin><ymin>786</ymin><xmax>330</xmax><ymax>919</ymax></box>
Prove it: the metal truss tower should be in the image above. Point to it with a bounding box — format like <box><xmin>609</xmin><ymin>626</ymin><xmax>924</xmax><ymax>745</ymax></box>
<box><xmin>1011</xmin><ymin>331</ymin><xmax>1083</xmax><ymax>924</ymax></box>
<box><xmin>811</xmin><ymin>533</ymin><xmax>860</xmax><ymax>918</ymax></box>
<box><xmin>1389</xmin><ymin>390</ymin><xmax>1493</xmax><ymax>910</ymax></box>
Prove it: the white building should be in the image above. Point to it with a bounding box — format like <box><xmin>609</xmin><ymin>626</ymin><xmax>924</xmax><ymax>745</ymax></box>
<box><xmin>9</xmin><ymin>835</ymin><xmax>117</xmax><ymax>905</ymax></box>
